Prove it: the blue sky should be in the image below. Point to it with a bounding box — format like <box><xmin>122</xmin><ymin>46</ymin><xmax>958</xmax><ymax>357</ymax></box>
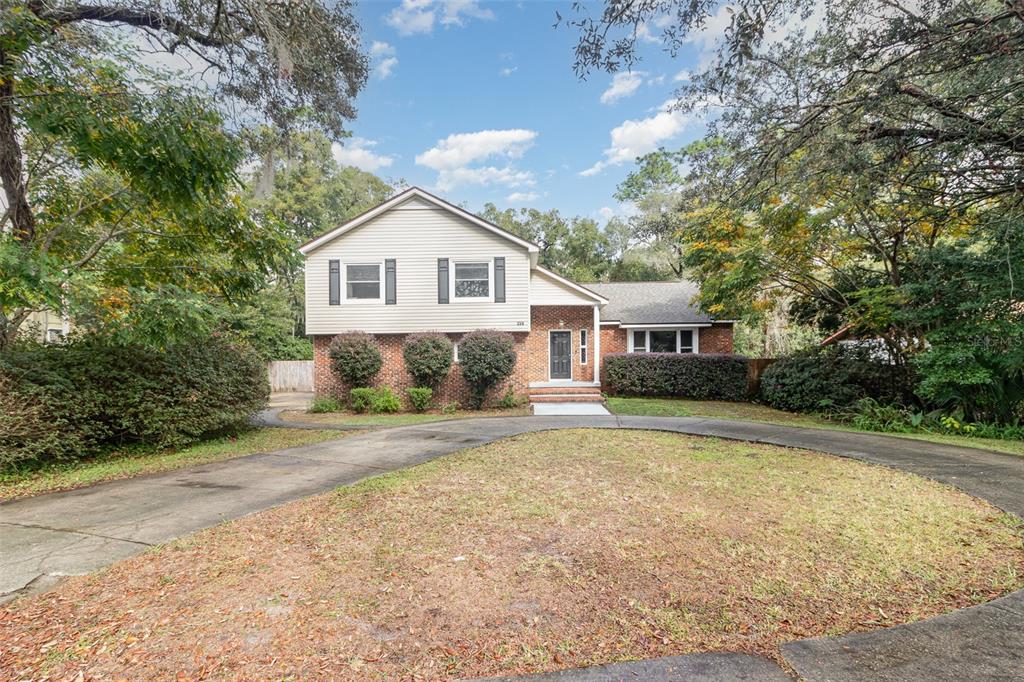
<box><xmin>333</xmin><ymin>0</ymin><xmax>719</xmax><ymax>222</ymax></box>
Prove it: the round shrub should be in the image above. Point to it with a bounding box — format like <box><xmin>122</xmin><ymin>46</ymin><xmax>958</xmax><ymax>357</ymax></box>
<box><xmin>0</xmin><ymin>333</ymin><xmax>268</xmax><ymax>470</ymax></box>
<box><xmin>328</xmin><ymin>332</ymin><xmax>382</xmax><ymax>387</ymax></box>
<box><xmin>407</xmin><ymin>387</ymin><xmax>433</xmax><ymax>412</ymax></box>
<box><xmin>402</xmin><ymin>332</ymin><xmax>453</xmax><ymax>388</ymax></box>
<box><xmin>760</xmin><ymin>346</ymin><xmax>915</xmax><ymax>414</ymax></box>
<box><xmin>603</xmin><ymin>353</ymin><xmax>749</xmax><ymax>400</ymax></box>
<box><xmin>459</xmin><ymin>330</ymin><xmax>517</xmax><ymax>409</ymax></box>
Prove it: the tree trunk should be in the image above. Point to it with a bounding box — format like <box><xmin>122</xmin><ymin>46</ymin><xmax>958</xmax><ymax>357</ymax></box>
<box><xmin>0</xmin><ymin>47</ymin><xmax>36</xmax><ymax>245</ymax></box>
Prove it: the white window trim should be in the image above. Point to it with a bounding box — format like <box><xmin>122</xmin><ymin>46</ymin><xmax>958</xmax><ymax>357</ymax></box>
<box><xmin>341</xmin><ymin>261</ymin><xmax>384</xmax><ymax>304</ymax></box>
<box><xmin>548</xmin><ymin>329</ymin><xmax>573</xmax><ymax>381</ymax></box>
<box><xmin>449</xmin><ymin>259</ymin><xmax>494</xmax><ymax>303</ymax></box>
<box><xmin>627</xmin><ymin>327</ymin><xmax>701</xmax><ymax>354</ymax></box>
<box><xmin>453</xmin><ymin>342</ymin><xmax>460</xmax><ymax>364</ymax></box>
<box><xmin>580</xmin><ymin>328</ymin><xmax>588</xmax><ymax>365</ymax></box>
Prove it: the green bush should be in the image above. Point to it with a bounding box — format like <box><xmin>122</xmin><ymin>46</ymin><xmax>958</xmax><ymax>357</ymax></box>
<box><xmin>441</xmin><ymin>401</ymin><xmax>460</xmax><ymax>414</ymax></box>
<box><xmin>309</xmin><ymin>395</ymin><xmax>343</xmax><ymax>413</ymax></box>
<box><xmin>349</xmin><ymin>387</ymin><xmax>376</xmax><ymax>413</ymax></box>
<box><xmin>372</xmin><ymin>386</ymin><xmax>401</xmax><ymax>413</ymax></box>
<box><xmin>403</xmin><ymin>333</ymin><xmax>453</xmax><ymax>388</ymax></box>
<box><xmin>328</xmin><ymin>332</ymin><xmax>382</xmax><ymax>387</ymax></box>
<box><xmin>459</xmin><ymin>330</ymin><xmax>517</xmax><ymax>409</ymax></box>
<box><xmin>760</xmin><ymin>346</ymin><xmax>915</xmax><ymax>414</ymax></box>
<box><xmin>603</xmin><ymin>353</ymin><xmax>749</xmax><ymax>400</ymax></box>
<box><xmin>0</xmin><ymin>333</ymin><xmax>268</xmax><ymax>470</ymax></box>
<box><xmin>498</xmin><ymin>387</ymin><xmax>521</xmax><ymax>409</ymax></box>
<box><xmin>407</xmin><ymin>387</ymin><xmax>433</xmax><ymax>412</ymax></box>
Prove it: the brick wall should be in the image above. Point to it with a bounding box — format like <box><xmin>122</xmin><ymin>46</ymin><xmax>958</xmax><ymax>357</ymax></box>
<box><xmin>313</xmin><ymin>332</ymin><xmax>529</xmax><ymax>409</ymax></box>
<box><xmin>312</xmin><ymin>317</ymin><xmax>735</xmax><ymax>407</ymax></box>
<box><xmin>525</xmin><ymin>305</ymin><xmax>595</xmax><ymax>383</ymax></box>
<box><xmin>700</xmin><ymin>323</ymin><xmax>734</xmax><ymax>353</ymax></box>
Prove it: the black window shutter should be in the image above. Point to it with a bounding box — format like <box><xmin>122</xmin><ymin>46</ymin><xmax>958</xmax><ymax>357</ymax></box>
<box><xmin>328</xmin><ymin>260</ymin><xmax>340</xmax><ymax>305</ymax></box>
<box><xmin>385</xmin><ymin>259</ymin><xmax>396</xmax><ymax>305</ymax></box>
<box><xmin>437</xmin><ymin>258</ymin><xmax>449</xmax><ymax>304</ymax></box>
<box><xmin>494</xmin><ymin>257</ymin><xmax>505</xmax><ymax>303</ymax></box>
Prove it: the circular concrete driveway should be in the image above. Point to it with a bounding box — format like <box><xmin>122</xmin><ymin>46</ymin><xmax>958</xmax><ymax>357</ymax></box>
<box><xmin>2</xmin><ymin>414</ymin><xmax>1023</xmax><ymax>681</ymax></box>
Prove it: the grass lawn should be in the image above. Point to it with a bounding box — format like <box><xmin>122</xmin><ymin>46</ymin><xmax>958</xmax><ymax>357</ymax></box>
<box><xmin>606</xmin><ymin>397</ymin><xmax>1024</xmax><ymax>457</ymax></box>
<box><xmin>2</xmin><ymin>429</ymin><xmax>1020</xmax><ymax>680</ymax></box>
<box><xmin>0</xmin><ymin>428</ymin><xmax>348</xmax><ymax>502</ymax></box>
<box><xmin>282</xmin><ymin>405</ymin><xmax>531</xmax><ymax>427</ymax></box>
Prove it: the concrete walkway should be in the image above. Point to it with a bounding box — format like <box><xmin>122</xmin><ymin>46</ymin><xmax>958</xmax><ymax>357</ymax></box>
<box><xmin>2</xmin><ymin>415</ymin><xmax>1023</xmax><ymax>680</ymax></box>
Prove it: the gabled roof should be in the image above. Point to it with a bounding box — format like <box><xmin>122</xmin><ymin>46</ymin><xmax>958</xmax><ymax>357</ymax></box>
<box><xmin>585</xmin><ymin>281</ymin><xmax>723</xmax><ymax>325</ymax></box>
<box><xmin>298</xmin><ymin>186</ymin><xmax>541</xmax><ymax>256</ymax></box>
<box><xmin>535</xmin><ymin>266</ymin><xmax>609</xmax><ymax>304</ymax></box>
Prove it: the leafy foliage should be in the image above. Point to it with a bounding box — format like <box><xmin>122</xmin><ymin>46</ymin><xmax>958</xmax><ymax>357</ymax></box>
<box><xmin>371</xmin><ymin>387</ymin><xmax>401</xmax><ymax>414</ymax></box>
<box><xmin>328</xmin><ymin>333</ymin><xmax>382</xmax><ymax>388</ymax></box>
<box><xmin>349</xmin><ymin>387</ymin><xmax>376</xmax><ymax>414</ymax></box>
<box><xmin>760</xmin><ymin>347</ymin><xmax>915</xmax><ymax>415</ymax></box>
<box><xmin>406</xmin><ymin>387</ymin><xmax>433</xmax><ymax>413</ymax></box>
<box><xmin>402</xmin><ymin>333</ymin><xmax>454</xmax><ymax>389</ymax></box>
<box><xmin>309</xmin><ymin>395</ymin><xmax>344</xmax><ymax>413</ymax></box>
<box><xmin>0</xmin><ymin>333</ymin><xmax>268</xmax><ymax>469</ymax></box>
<box><xmin>604</xmin><ymin>353</ymin><xmax>748</xmax><ymax>401</ymax></box>
<box><xmin>1</xmin><ymin>1</ymin><xmax>369</xmax><ymax>348</ymax></box>
<box><xmin>458</xmin><ymin>330</ymin><xmax>517</xmax><ymax>409</ymax></box>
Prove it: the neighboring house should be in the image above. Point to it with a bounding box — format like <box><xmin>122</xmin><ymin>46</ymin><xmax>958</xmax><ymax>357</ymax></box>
<box><xmin>301</xmin><ymin>187</ymin><xmax>734</xmax><ymax>405</ymax></box>
<box><xmin>21</xmin><ymin>309</ymin><xmax>70</xmax><ymax>344</ymax></box>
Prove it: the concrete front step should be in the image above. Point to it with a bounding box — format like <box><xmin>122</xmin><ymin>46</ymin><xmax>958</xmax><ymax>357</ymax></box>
<box><xmin>528</xmin><ymin>385</ymin><xmax>602</xmax><ymax>395</ymax></box>
<box><xmin>529</xmin><ymin>393</ymin><xmax>604</xmax><ymax>403</ymax></box>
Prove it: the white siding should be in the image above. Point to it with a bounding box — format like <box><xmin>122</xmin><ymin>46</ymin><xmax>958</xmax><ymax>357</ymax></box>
<box><xmin>305</xmin><ymin>198</ymin><xmax>532</xmax><ymax>334</ymax></box>
<box><xmin>529</xmin><ymin>269</ymin><xmax>597</xmax><ymax>305</ymax></box>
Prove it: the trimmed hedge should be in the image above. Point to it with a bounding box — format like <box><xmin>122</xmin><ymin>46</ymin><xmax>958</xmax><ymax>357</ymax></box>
<box><xmin>403</xmin><ymin>332</ymin><xmax>453</xmax><ymax>388</ymax></box>
<box><xmin>459</xmin><ymin>330</ymin><xmax>517</xmax><ymax>409</ymax></box>
<box><xmin>759</xmin><ymin>346</ymin><xmax>916</xmax><ymax>414</ymax></box>
<box><xmin>604</xmin><ymin>353</ymin><xmax>749</xmax><ymax>401</ymax></box>
<box><xmin>328</xmin><ymin>332</ymin><xmax>382</xmax><ymax>387</ymax></box>
<box><xmin>0</xmin><ymin>334</ymin><xmax>268</xmax><ymax>469</ymax></box>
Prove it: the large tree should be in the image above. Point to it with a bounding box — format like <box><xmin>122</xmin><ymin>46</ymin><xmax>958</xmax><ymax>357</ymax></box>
<box><xmin>572</xmin><ymin>0</ymin><xmax>1023</xmax><ymax>340</ymax></box>
<box><xmin>0</xmin><ymin>1</ymin><xmax>368</xmax><ymax>347</ymax></box>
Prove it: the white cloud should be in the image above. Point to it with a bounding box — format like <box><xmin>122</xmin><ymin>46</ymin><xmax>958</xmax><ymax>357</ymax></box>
<box><xmin>387</xmin><ymin>0</ymin><xmax>494</xmax><ymax>36</ymax></box>
<box><xmin>600</xmin><ymin>71</ymin><xmax>646</xmax><ymax>105</ymax></box>
<box><xmin>370</xmin><ymin>41</ymin><xmax>398</xmax><ymax>79</ymax></box>
<box><xmin>332</xmin><ymin>138</ymin><xmax>395</xmax><ymax>172</ymax></box>
<box><xmin>597</xmin><ymin>206</ymin><xmax>616</xmax><ymax>221</ymax></box>
<box><xmin>375</xmin><ymin>56</ymin><xmax>399</xmax><ymax>79</ymax></box>
<box><xmin>506</xmin><ymin>191</ymin><xmax>538</xmax><ymax>203</ymax></box>
<box><xmin>500</xmin><ymin>66</ymin><xmax>517</xmax><ymax>77</ymax></box>
<box><xmin>416</xmin><ymin>129</ymin><xmax>537</xmax><ymax>191</ymax></box>
<box><xmin>674</xmin><ymin>69</ymin><xmax>691</xmax><ymax>82</ymax></box>
<box><xmin>582</xmin><ymin>101</ymin><xmax>693</xmax><ymax>176</ymax></box>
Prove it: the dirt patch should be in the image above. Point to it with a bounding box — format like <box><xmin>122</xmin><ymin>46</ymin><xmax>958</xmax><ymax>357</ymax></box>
<box><xmin>2</xmin><ymin>429</ymin><xmax>1021</xmax><ymax>680</ymax></box>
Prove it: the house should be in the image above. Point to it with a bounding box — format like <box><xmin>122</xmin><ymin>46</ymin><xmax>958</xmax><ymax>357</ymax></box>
<box><xmin>301</xmin><ymin>187</ymin><xmax>734</xmax><ymax>405</ymax></box>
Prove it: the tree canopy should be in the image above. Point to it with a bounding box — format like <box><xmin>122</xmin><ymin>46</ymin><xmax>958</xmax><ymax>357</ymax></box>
<box><xmin>0</xmin><ymin>1</ymin><xmax>369</xmax><ymax>347</ymax></box>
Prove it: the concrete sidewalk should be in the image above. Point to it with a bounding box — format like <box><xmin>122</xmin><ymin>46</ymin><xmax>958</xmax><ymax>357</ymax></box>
<box><xmin>3</xmin><ymin>415</ymin><xmax>1023</xmax><ymax>680</ymax></box>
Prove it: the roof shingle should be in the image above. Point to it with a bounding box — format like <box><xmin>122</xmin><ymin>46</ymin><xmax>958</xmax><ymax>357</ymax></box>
<box><xmin>585</xmin><ymin>281</ymin><xmax>717</xmax><ymax>325</ymax></box>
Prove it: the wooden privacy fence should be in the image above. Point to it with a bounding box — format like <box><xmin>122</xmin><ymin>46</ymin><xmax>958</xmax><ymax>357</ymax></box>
<box><xmin>747</xmin><ymin>358</ymin><xmax>777</xmax><ymax>396</ymax></box>
<box><xmin>268</xmin><ymin>361</ymin><xmax>314</xmax><ymax>392</ymax></box>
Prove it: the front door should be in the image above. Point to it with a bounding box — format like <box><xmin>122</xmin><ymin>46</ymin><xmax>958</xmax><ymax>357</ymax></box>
<box><xmin>549</xmin><ymin>331</ymin><xmax>572</xmax><ymax>379</ymax></box>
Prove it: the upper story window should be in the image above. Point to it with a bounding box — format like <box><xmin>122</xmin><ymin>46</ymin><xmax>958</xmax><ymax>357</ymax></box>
<box><xmin>346</xmin><ymin>263</ymin><xmax>382</xmax><ymax>301</ymax></box>
<box><xmin>453</xmin><ymin>261</ymin><xmax>490</xmax><ymax>300</ymax></box>
<box><xmin>629</xmin><ymin>329</ymin><xmax>697</xmax><ymax>353</ymax></box>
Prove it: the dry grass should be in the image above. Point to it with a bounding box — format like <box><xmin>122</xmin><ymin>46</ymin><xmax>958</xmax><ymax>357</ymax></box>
<box><xmin>2</xmin><ymin>429</ymin><xmax>1021</xmax><ymax>680</ymax></box>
